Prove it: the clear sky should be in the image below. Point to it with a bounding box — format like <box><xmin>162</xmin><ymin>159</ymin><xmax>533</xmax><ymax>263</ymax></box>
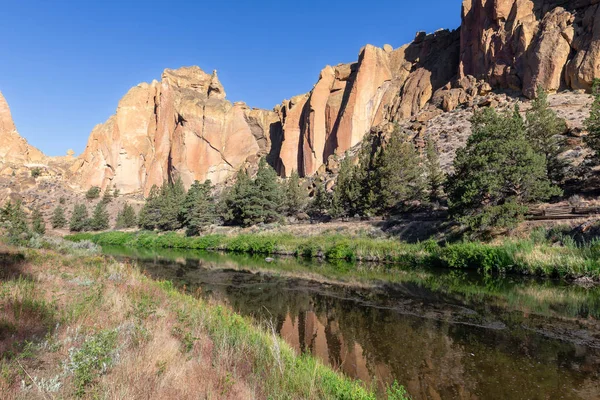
<box><xmin>0</xmin><ymin>0</ymin><xmax>462</xmax><ymax>156</ymax></box>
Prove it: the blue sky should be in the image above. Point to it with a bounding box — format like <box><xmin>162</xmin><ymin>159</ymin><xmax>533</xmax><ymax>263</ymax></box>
<box><xmin>0</xmin><ymin>0</ymin><xmax>462</xmax><ymax>156</ymax></box>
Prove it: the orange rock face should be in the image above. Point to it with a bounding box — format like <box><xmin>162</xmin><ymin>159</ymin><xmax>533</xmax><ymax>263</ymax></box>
<box><xmin>72</xmin><ymin>67</ymin><xmax>281</xmax><ymax>194</ymax></box>
<box><xmin>460</xmin><ymin>0</ymin><xmax>600</xmax><ymax>96</ymax></box>
<box><xmin>274</xmin><ymin>32</ymin><xmax>460</xmax><ymax>177</ymax></box>
<box><xmin>73</xmin><ymin>0</ymin><xmax>600</xmax><ymax>191</ymax></box>
<box><xmin>0</xmin><ymin>91</ymin><xmax>44</xmax><ymax>165</ymax></box>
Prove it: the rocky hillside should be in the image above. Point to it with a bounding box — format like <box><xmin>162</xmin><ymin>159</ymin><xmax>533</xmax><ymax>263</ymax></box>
<box><xmin>0</xmin><ymin>91</ymin><xmax>44</xmax><ymax>170</ymax></box>
<box><xmin>2</xmin><ymin>0</ymin><xmax>599</xmax><ymax>196</ymax></box>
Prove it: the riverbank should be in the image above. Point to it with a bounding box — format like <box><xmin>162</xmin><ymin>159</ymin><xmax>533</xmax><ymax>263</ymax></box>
<box><xmin>0</xmin><ymin>243</ymin><xmax>401</xmax><ymax>399</ymax></box>
<box><xmin>66</xmin><ymin>230</ymin><xmax>600</xmax><ymax>280</ymax></box>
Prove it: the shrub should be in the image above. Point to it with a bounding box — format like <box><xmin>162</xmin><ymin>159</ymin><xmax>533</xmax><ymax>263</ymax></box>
<box><xmin>85</xmin><ymin>186</ymin><xmax>101</xmax><ymax>200</ymax></box>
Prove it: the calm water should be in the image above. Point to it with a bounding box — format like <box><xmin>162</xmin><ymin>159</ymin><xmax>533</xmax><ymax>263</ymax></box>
<box><xmin>103</xmin><ymin>246</ymin><xmax>600</xmax><ymax>400</ymax></box>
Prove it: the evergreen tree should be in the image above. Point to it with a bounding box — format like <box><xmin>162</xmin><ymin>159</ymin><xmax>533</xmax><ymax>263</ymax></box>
<box><xmin>526</xmin><ymin>85</ymin><xmax>567</xmax><ymax>182</ymax></box>
<box><xmin>101</xmin><ymin>186</ymin><xmax>113</xmax><ymax>204</ymax></box>
<box><xmin>1</xmin><ymin>200</ymin><xmax>31</xmax><ymax>243</ymax></box>
<box><xmin>156</xmin><ymin>177</ymin><xmax>186</xmax><ymax>231</ymax></box>
<box><xmin>585</xmin><ymin>79</ymin><xmax>600</xmax><ymax>154</ymax></box>
<box><xmin>31</xmin><ymin>208</ymin><xmax>46</xmax><ymax>235</ymax></box>
<box><xmin>51</xmin><ymin>205</ymin><xmax>67</xmax><ymax>229</ymax></box>
<box><xmin>85</xmin><ymin>186</ymin><xmax>101</xmax><ymax>200</ymax></box>
<box><xmin>379</xmin><ymin>129</ymin><xmax>425</xmax><ymax>213</ymax></box>
<box><xmin>69</xmin><ymin>203</ymin><xmax>89</xmax><ymax>232</ymax></box>
<box><xmin>353</xmin><ymin>133</ymin><xmax>385</xmax><ymax>216</ymax></box>
<box><xmin>138</xmin><ymin>185</ymin><xmax>162</xmax><ymax>230</ymax></box>
<box><xmin>115</xmin><ymin>203</ymin><xmax>137</xmax><ymax>229</ymax></box>
<box><xmin>307</xmin><ymin>180</ymin><xmax>331</xmax><ymax>218</ymax></box>
<box><xmin>331</xmin><ymin>155</ymin><xmax>360</xmax><ymax>218</ymax></box>
<box><xmin>90</xmin><ymin>201</ymin><xmax>109</xmax><ymax>231</ymax></box>
<box><xmin>222</xmin><ymin>160</ymin><xmax>284</xmax><ymax>226</ymax></box>
<box><xmin>425</xmin><ymin>137</ymin><xmax>445</xmax><ymax>202</ymax></box>
<box><xmin>254</xmin><ymin>158</ymin><xmax>284</xmax><ymax>222</ymax></box>
<box><xmin>183</xmin><ymin>180</ymin><xmax>216</xmax><ymax>236</ymax></box>
<box><xmin>446</xmin><ymin>106</ymin><xmax>562</xmax><ymax>232</ymax></box>
<box><xmin>222</xmin><ymin>170</ymin><xmax>257</xmax><ymax>226</ymax></box>
<box><xmin>284</xmin><ymin>170</ymin><xmax>307</xmax><ymax>215</ymax></box>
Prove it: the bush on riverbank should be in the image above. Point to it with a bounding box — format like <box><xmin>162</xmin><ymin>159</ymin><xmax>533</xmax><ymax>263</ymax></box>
<box><xmin>66</xmin><ymin>231</ymin><xmax>600</xmax><ymax>279</ymax></box>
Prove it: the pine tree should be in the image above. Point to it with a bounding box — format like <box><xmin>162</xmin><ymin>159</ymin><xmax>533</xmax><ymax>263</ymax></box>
<box><xmin>526</xmin><ymin>85</ymin><xmax>566</xmax><ymax>183</ymax></box>
<box><xmin>1</xmin><ymin>200</ymin><xmax>31</xmax><ymax>243</ymax></box>
<box><xmin>331</xmin><ymin>155</ymin><xmax>360</xmax><ymax>218</ymax></box>
<box><xmin>222</xmin><ymin>170</ymin><xmax>257</xmax><ymax>226</ymax></box>
<box><xmin>138</xmin><ymin>185</ymin><xmax>161</xmax><ymax>230</ymax></box>
<box><xmin>446</xmin><ymin>106</ymin><xmax>562</xmax><ymax>232</ymax></box>
<box><xmin>115</xmin><ymin>203</ymin><xmax>137</xmax><ymax>229</ymax></box>
<box><xmin>183</xmin><ymin>180</ymin><xmax>216</xmax><ymax>236</ymax></box>
<box><xmin>222</xmin><ymin>160</ymin><xmax>284</xmax><ymax>226</ymax></box>
<box><xmin>101</xmin><ymin>186</ymin><xmax>113</xmax><ymax>204</ymax></box>
<box><xmin>51</xmin><ymin>205</ymin><xmax>67</xmax><ymax>229</ymax></box>
<box><xmin>31</xmin><ymin>208</ymin><xmax>46</xmax><ymax>235</ymax></box>
<box><xmin>425</xmin><ymin>137</ymin><xmax>445</xmax><ymax>202</ymax></box>
<box><xmin>307</xmin><ymin>180</ymin><xmax>331</xmax><ymax>218</ymax></box>
<box><xmin>85</xmin><ymin>186</ymin><xmax>101</xmax><ymax>200</ymax></box>
<box><xmin>585</xmin><ymin>79</ymin><xmax>600</xmax><ymax>154</ymax></box>
<box><xmin>284</xmin><ymin>170</ymin><xmax>307</xmax><ymax>215</ymax></box>
<box><xmin>379</xmin><ymin>129</ymin><xmax>425</xmax><ymax>213</ymax></box>
<box><xmin>254</xmin><ymin>158</ymin><xmax>284</xmax><ymax>223</ymax></box>
<box><xmin>157</xmin><ymin>177</ymin><xmax>186</xmax><ymax>231</ymax></box>
<box><xmin>69</xmin><ymin>204</ymin><xmax>89</xmax><ymax>232</ymax></box>
<box><xmin>353</xmin><ymin>133</ymin><xmax>385</xmax><ymax>216</ymax></box>
<box><xmin>90</xmin><ymin>201</ymin><xmax>109</xmax><ymax>231</ymax></box>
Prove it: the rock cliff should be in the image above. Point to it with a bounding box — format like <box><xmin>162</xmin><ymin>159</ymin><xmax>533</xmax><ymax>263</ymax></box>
<box><xmin>72</xmin><ymin>0</ymin><xmax>600</xmax><ymax>193</ymax></box>
<box><xmin>0</xmin><ymin>92</ymin><xmax>44</xmax><ymax>167</ymax></box>
<box><xmin>71</xmin><ymin>67</ymin><xmax>282</xmax><ymax>194</ymax></box>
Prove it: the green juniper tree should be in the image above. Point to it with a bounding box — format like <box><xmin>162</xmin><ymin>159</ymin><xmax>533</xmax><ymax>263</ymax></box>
<box><xmin>331</xmin><ymin>155</ymin><xmax>360</xmax><ymax>218</ymax></box>
<box><xmin>115</xmin><ymin>203</ymin><xmax>137</xmax><ymax>229</ymax></box>
<box><xmin>69</xmin><ymin>203</ymin><xmax>89</xmax><ymax>232</ymax></box>
<box><xmin>1</xmin><ymin>200</ymin><xmax>31</xmax><ymax>244</ymax></box>
<box><xmin>85</xmin><ymin>186</ymin><xmax>101</xmax><ymax>200</ymax></box>
<box><xmin>138</xmin><ymin>185</ymin><xmax>161</xmax><ymax>230</ymax></box>
<box><xmin>31</xmin><ymin>208</ymin><xmax>46</xmax><ymax>235</ymax></box>
<box><xmin>222</xmin><ymin>169</ymin><xmax>256</xmax><ymax>226</ymax></box>
<box><xmin>446</xmin><ymin>106</ymin><xmax>562</xmax><ymax>233</ymax></box>
<box><xmin>284</xmin><ymin>170</ymin><xmax>307</xmax><ymax>216</ymax></box>
<box><xmin>101</xmin><ymin>186</ymin><xmax>113</xmax><ymax>204</ymax></box>
<box><xmin>425</xmin><ymin>137</ymin><xmax>445</xmax><ymax>203</ymax></box>
<box><xmin>526</xmin><ymin>85</ymin><xmax>567</xmax><ymax>182</ymax></box>
<box><xmin>182</xmin><ymin>180</ymin><xmax>215</xmax><ymax>236</ymax></box>
<box><xmin>157</xmin><ymin>177</ymin><xmax>186</xmax><ymax>231</ymax></box>
<box><xmin>307</xmin><ymin>179</ymin><xmax>331</xmax><ymax>218</ymax></box>
<box><xmin>89</xmin><ymin>201</ymin><xmax>109</xmax><ymax>231</ymax></box>
<box><xmin>379</xmin><ymin>129</ymin><xmax>425</xmax><ymax>213</ymax></box>
<box><xmin>222</xmin><ymin>159</ymin><xmax>284</xmax><ymax>226</ymax></box>
<box><xmin>51</xmin><ymin>205</ymin><xmax>67</xmax><ymax>229</ymax></box>
<box><xmin>585</xmin><ymin>79</ymin><xmax>600</xmax><ymax>154</ymax></box>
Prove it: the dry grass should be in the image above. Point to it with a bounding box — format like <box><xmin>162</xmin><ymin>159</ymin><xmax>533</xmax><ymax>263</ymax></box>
<box><xmin>0</xmin><ymin>244</ymin><xmax>386</xmax><ymax>400</ymax></box>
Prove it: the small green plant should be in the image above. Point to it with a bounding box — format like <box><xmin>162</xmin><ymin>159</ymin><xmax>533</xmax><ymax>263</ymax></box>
<box><xmin>85</xmin><ymin>186</ymin><xmax>101</xmax><ymax>200</ymax></box>
<box><xmin>68</xmin><ymin>329</ymin><xmax>118</xmax><ymax>397</ymax></box>
<box><xmin>31</xmin><ymin>168</ymin><xmax>42</xmax><ymax>178</ymax></box>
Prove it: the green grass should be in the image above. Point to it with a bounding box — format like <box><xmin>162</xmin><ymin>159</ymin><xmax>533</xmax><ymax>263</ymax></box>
<box><xmin>66</xmin><ymin>230</ymin><xmax>600</xmax><ymax>280</ymax></box>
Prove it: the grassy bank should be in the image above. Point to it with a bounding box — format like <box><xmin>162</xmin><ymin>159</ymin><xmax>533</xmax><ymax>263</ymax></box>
<box><xmin>66</xmin><ymin>230</ymin><xmax>600</xmax><ymax>280</ymax></box>
<box><xmin>0</xmin><ymin>243</ymin><xmax>406</xmax><ymax>399</ymax></box>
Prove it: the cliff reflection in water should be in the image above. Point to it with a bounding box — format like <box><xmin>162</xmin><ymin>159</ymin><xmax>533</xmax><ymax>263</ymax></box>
<box><xmin>104</xmin><ymin>246</ymin><xmax>600</xmax><ymax>400</ymax></box>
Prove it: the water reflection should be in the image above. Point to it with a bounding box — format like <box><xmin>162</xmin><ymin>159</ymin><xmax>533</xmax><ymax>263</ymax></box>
<box><xmin>104</xmin><ymin>246</ymin><xmax>600</xmax><ymax>399</ymax></box>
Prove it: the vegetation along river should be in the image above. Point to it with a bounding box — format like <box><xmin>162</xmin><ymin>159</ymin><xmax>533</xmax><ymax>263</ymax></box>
<box><xmin>102</xmin><ymin>245</ymin><xmax>600</xmax><ymax>400</ymax></box>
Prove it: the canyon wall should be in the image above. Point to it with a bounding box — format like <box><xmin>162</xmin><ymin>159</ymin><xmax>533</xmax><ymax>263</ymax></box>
<box><xmin>0</xmin><ymin>91</ymin><xmax>44</xmax><ymax>167</ymax></box>
<box><xmin>70</xmin><ymin>67</ymin><xmax>281</xmax><ymax>194</ymax></box>
<box><xmin>71</xmin><ymin>0</ymin><xmax>600</xmax><ymax>194</ymax></box>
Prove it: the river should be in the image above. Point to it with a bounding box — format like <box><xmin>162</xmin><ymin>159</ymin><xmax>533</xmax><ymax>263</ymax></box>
<box><xmin>102</xmin><ymin>245</ymin><xmax>600</xmax><ymax>400</ymax></box>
